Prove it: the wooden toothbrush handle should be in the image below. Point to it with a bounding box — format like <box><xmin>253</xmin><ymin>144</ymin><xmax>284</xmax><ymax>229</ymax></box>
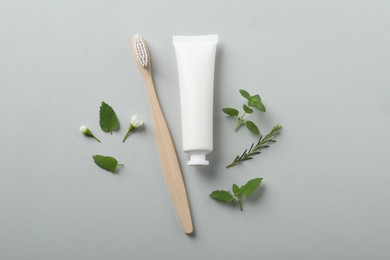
<box><xmin>143</xmin><ymin>75</ymin><xmax>193</xmax><ymax>234</ymax></box>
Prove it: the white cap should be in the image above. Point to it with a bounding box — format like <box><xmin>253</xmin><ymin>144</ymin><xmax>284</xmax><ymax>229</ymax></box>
<box><xmin>187</xmin><ymin>154</ymin><xmax>209</xmax><ymax>166</ymax></box>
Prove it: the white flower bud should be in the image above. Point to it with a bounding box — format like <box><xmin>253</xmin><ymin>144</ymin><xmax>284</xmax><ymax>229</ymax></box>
<box><xmin>130</xmin><ymin>115</ymin><xmax>143</xmax><ymax>129</ymax></box>
<box><xmin>122</xmin><ymin>115</ymin><xmax>144</xmax><ymax>143</ymax></box>
<box><xmin>80</xmin><ymin>125</ymin><xmax>89</xmax><ymax>134</ymax></box>
<box><xmin>80</xmin><ymin>125</ymin><xmax>101</xmax><ymax>142</ymax></box>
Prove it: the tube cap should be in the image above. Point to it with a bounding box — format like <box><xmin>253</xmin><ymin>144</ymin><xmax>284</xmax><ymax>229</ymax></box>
<box><xmin>187</xmin><ymin>154</ymin><xmax>209</xmax><ymax>166</ymax></box>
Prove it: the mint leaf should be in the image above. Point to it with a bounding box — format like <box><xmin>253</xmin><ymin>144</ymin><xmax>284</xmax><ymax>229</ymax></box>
<box><xmin>240</xmin><ymin>178</ymin><xmax>263</xmax><ymax>197</ymax></box>
<box><xmin>232</xmin><ymin>184</ymin><xmax>241</xmax><ymax>197</ymax></box>
<box><xmin>210</xmin><ymin>178</ymin><xmax>264</xmax><ymax>211</ymax></box>
<box><xmin>245</xmin><ymin>120</ymin><xmax>260</xmax><ymax>135</ymax></box>
<box><xmin>92</xmin><ymin>155</ymin><xmax>123</xmax><ymax>173</ymax></box>
<box><xmin>99</xmin><ymin>101</ymin><xmax>120</xmax><ymax>133</ymax></box>
<box><xmin>243</xmin><ymin>104</ymin><xmax>253</xmax><ymax>114</ymax></box>
<box><xmin>239</xmin><ymin>89</ymin><xmax>251</xmax><ymax>100</ymax></box>
<box><xmin>223</xmin><ymin>108</ymin><xmax>239</xmax><ymax>117</ymax></box>
<box><xmin>210</xmin><ymin>190</ymin><xmax>234</xmax><ymax>203</ymax></box>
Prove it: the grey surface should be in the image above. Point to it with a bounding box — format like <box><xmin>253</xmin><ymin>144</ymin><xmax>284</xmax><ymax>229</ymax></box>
<box><xmin>1</xmin><ymin>0</ymin><xmax>390</xmax><ymax>259</ymax></box>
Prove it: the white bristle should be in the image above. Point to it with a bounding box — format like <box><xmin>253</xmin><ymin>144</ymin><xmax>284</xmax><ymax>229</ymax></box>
<box><xmin>134</xmin><ymin>35</ymin><xmax>148</xmax><ymax>68</ymax></box>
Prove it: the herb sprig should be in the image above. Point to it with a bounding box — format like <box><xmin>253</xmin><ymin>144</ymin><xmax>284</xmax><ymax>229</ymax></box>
<box><xmin>210</xmin><ymin>178</ymin><xmax>263</xmax><ymax>211</ymax></box>
<box><xmin>226</xmin><ymin>124</ymin><xmax>282</xmax><ymax>168</ymax></box>
<box><xmin>223</xmin><ymin>89</ymin><xmax>266</xmax><ymax>135</ymax></box>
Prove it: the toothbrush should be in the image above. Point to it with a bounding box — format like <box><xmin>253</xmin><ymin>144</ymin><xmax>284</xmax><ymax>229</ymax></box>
<box><xmin>131</xmin><ymin>34</ymin><xmax>193</xmax><ymax>234</ymax></box>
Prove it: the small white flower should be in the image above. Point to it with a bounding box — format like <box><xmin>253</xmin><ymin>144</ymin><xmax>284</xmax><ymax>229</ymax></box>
<box><xmin>130</xmin><ymin>115</ymin><xmax>144</xmax><ymax>129</ymax></box>
<box><xmin>122</xmin><ymin>115</ymin><xmax>144</xmax><ymax>143</ymax></box>
<box><xmin>80</xmin><ymin>125</ymin><xmax>101</xmax><ymax>142</ymax></box>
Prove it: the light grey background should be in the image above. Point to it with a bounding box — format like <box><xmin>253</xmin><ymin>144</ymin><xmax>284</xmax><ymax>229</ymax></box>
<box><xmin>1</xmin><ymin>0</ymin><xmax>389</xmax><ymax>259</ymax></box>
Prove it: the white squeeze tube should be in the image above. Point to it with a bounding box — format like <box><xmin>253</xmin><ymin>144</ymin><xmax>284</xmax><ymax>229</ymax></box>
<box><xmin>173</xmin><ymin>35</ymin><xmax>218</xmax><ymax>166</ymax></box>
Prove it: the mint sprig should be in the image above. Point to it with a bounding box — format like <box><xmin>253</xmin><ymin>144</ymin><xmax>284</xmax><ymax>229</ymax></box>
<box><xmin>210</xmin><ymin>178</ymin><xmax>263</xmax><ymax>211</ymax></box>
<box><xmin>226</xmin><ymin>124</ymin><xmax>282</xmax><ymax>168</ymax></box>
<box><xmin>223</xmin><ymin>89</ymin><xmax>265</xmax><ymax>134</ymax></box>
<box><xmin>99</xmin><ymin>101</ymin><xmax>120</xmax><ymax>133</ymax></box>
<box><xmin>92</xmin><ymin>155</ymin><xmax>123</xmax><ymax>173</ymax></box>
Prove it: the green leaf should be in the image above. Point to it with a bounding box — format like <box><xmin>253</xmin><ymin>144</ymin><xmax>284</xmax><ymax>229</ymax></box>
<box><xmin>92</xmin><ymin>155</ymin><xmax>122</xmax><ymax>173</ymax></box>
<box><xmin>240</xmin><ymin>178</ymin><xmax>263</xmax><ymax>197</ymax></box>
<box><xmin>245</xmin><ymin>120</ymin><xmax>260</xmax><ymax>135</ymax></box>
<box><xmin>247</xmin><ymin>94</ymin><xmax>266</xmax><ymax>112</ymax></box>
<box><xmin>99</xmin><ymin>101</ymin><xmax>120</xmax><ymax>132</ymax></box>
<box><xmin>232</xmin><ymin>184</ymin><xmax>241</xmax><ymax>197</ymax></box>
<box><xmin>222</xmin><ymin>108</ymin><xmax>239</xmax><ymax>117</ymax></box>
<box><xmin>243</xmin><ymin>104</ymin><xmax>253</xmax><ymax>114</ymax></box>
<box><xmin>210</xmin><ymin>178</ymin><xmax>264</xmax><ymax>211</ymax></box>
<box><xmin>254</xmin><ymin>101</ymin><xmax>266</xmax><ymax>112</ymax></box>
<box><xmin>250</xmin><ymin>94</ymin><xmax>261</xmax><ymax>104</ymax></box>
<box><xmin>210</xmin><ymin>190</ymin><xmax>234</xmax><ymax>203</ymax></box>
<box><xmin>239</xmin><ymin>89</ymin><xmax>251</xmax><ymax>100</ymax></box>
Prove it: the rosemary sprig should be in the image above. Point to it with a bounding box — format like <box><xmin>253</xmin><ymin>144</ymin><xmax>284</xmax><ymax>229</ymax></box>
<box><xmin>226</xmin><ymin>124</ymin><xmax>282</xmax><ymax>168</ymax></box>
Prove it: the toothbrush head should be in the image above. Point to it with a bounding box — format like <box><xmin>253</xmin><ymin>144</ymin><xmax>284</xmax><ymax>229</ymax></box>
<box><xmin>132</xmin><ymin>34</ymin><xmax>150</xmax><ymax>70</ymax></box>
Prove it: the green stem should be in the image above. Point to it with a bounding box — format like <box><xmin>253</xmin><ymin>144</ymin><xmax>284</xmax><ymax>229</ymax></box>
<box><xmin>122</xmin><ymin>128</ymin><xmax>134</xmax><ymax>143</ymax></box>
<box><xmin>92</xmin><ymin>135</ymin><xmax>101</xmax><ymax>143</ymax></box>
<box><xmin>234</xmin><ymin>112</ymin><xmax>247</xmax><ymax>132</ymax></box>
<box><xmin>226</xmin><ymin>161</ymin><xmax>236</xmax><ymax>168</ymax></box>
<box><xmin>238</xmin><ymin>200</ymin><xmax>243</xmax><ymax>211</ymax></box>
<box><xmin>234</xmin><ymin>121</ymin><xmax>243</xmax><ymax>132</ymax></box>
<box><xmin>117</xmin><ymin>163</ymin><xmax>124</xmax><ymax>168</ymax></box>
